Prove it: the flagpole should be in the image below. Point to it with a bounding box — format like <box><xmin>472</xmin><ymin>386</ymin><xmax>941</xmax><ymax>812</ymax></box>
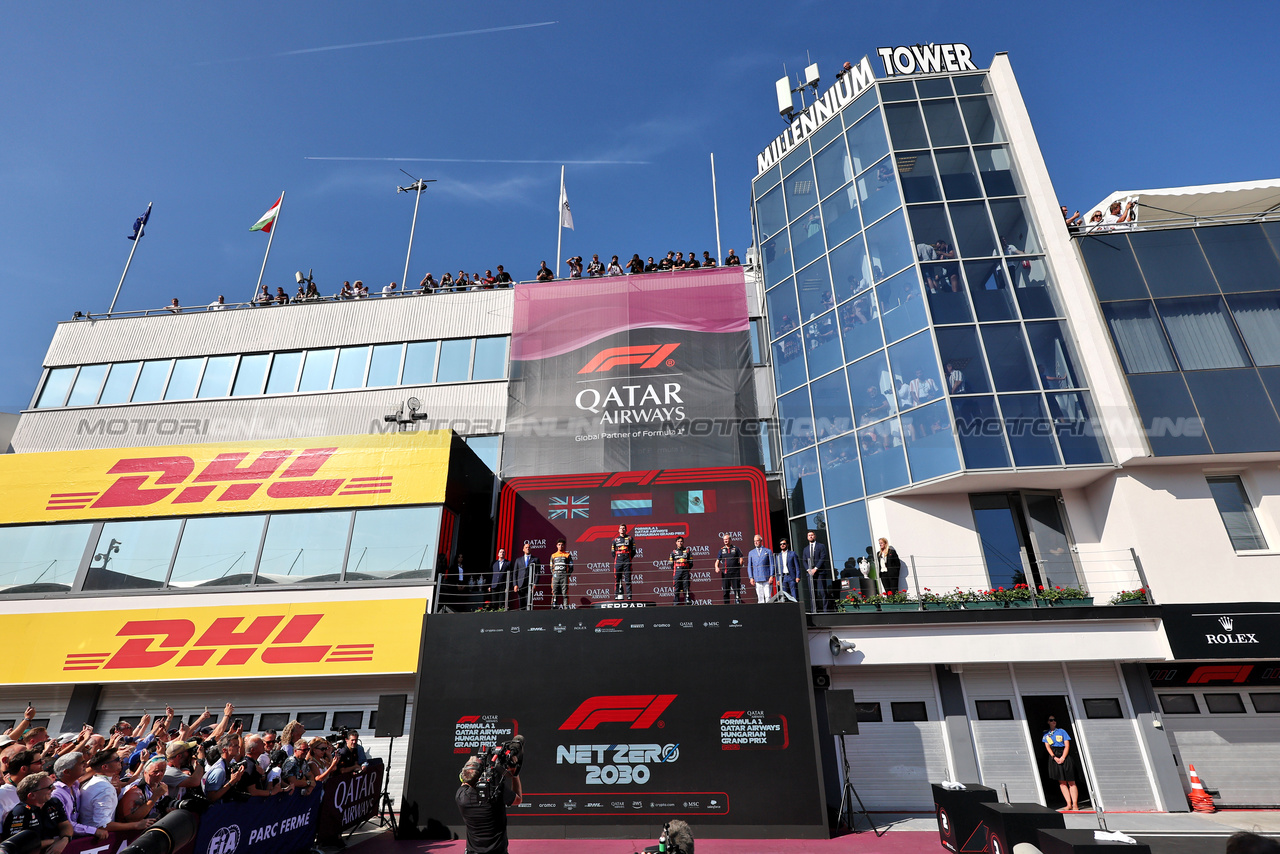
<box><xmin>556</xmin><ymin>165</ymin><xmax>565</xmax><ymax>279</ymax></box>
<box><xmin>710</xmin><ymin>153</ymin><xmax>723</xmax><ymax>264</ymax></box>
<box><xmin>110</xmin><ymin>202</ymin><xmax>150</xmax><ymax>314</ymax></box>
<box><xmin>253</xmin><ymin>191</ymin><xmax>284</xmax><ymax>302</ymax></box>
<box><xmin>402</xmin><ymin>181</ymin><xmax>423</xmax><ymax>290</ymax></box>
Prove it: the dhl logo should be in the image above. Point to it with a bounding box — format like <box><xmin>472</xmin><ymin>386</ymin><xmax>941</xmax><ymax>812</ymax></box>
<box><xmin>63</xmin><ymin>614</ymin><xmax>374</xmax><ymax>671</ymax></box>
<box><xmin>45</xmin><ymin>447</ymin><xmax>392</xmax><ymax>512</ymax></box>
<box><xmin>578</xmin><ymin>344</ymin><xmax>680</xmax><ymax>374</ymax></box>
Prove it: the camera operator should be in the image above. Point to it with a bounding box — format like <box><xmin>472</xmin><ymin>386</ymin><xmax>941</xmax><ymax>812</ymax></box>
<box><xmin>456</xmin><ymin>753</ymin><xmax>522</xmax><ymax>854</ymax></box>
<box><xmin>234</xmin><ymin>735</ymin><xmax>279</xmax><ymax>798</ymax></box>
<box><xmin>334</xmin><ymin>730</ymin><xmax>369</xmax><ymax>773</ymax></box>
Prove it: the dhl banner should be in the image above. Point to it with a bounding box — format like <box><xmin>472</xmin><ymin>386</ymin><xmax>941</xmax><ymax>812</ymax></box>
<box><xmin>0</xmin><ymin>431</ymin><xmax>452</xmax><ymax>525</ymax></box>
<box><xmin>3</xmin><ymin>598</ymin><xmax>428</xmax><ymax>685</ymax></box>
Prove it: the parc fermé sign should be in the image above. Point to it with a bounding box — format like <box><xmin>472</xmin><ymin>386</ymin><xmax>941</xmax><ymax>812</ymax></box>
<box><xmin>1</xmin><ymin>598</ymin><xmax>427</xmax><ymax>685</ymax></box>
<box><xmin>0</xmin><ymin>431</ymin><xmax>452</xmax><ymax>524</ymax></box>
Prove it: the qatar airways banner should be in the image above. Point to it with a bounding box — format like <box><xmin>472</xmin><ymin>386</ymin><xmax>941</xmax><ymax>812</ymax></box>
<box><xmin>402</xmin><ymin>604</ymin><xmax>827</xmax><ymax>838</ymax></box>
<box><xmin>503</xmin><ymin>269</ymin><xmax>759</xmax><ymax>476</ymax></box>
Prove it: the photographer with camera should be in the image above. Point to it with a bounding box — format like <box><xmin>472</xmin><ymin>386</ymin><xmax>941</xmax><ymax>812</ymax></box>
<box><xmin>334</xmin><ymin>729</ymin><xmax>370</xmax><ymax>774</ymax></box>
<box><xmin>456</xmin><ymin>737</ymin><xmax>524</xmax><ymax>854</ymax></box>
<box><xmin>200</xmin><ymin>734</ymin><xmax>247</xmax><ymax>803</ymax></box>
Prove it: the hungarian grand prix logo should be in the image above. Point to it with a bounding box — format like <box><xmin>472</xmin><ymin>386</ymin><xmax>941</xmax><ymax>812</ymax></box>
<box><xmin>578</xmin><ymin>344</ymin><xmax>680</xmax><ymax>374</ymax></box>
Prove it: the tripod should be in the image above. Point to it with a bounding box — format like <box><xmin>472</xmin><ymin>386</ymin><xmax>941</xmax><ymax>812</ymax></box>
<box><xmin>836</xmin><ymin>735</ymin><xmax>880</xmax><ymax>836</ymax></box>
<box><xmin>373</xmin><ymin>737</ymin><xmax>398</xmax><ymax>835</ymax></box>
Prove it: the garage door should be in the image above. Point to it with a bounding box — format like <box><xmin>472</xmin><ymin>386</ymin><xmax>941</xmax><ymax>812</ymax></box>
<box><xmin>963</xmin><ymin>664</ymin><xmax>1041</xmax><ymax>804</ymax></box>
<box><xmin>1158</xmin><ymin>688</ymin><xmax>1280</xmax><ymax>807</ymax></box>
<box><xmin>831</xmin><ymin>665</ymin><xmax>952</xmax><ymax>811</ymax></box>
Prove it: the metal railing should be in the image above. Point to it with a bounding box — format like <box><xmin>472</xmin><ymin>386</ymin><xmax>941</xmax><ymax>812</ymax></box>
<box><xmin>1068</xmin><ymin>208</ymin><xmax>1280</xmax><ymax>238</ymax></box>
<box><xmin>66</xmin><ymin>264</ymin><xmax>754</xmax><ymax>323</ymax></box>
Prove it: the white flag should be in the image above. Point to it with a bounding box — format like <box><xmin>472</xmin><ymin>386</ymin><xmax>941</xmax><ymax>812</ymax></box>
<box><xmin>559</xmin><ymin>175</ymin><xmax>574</xmax><ymax>231</ymax></box>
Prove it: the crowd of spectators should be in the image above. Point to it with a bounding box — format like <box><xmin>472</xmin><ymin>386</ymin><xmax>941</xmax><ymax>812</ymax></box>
<box><xmin>1063</xmin><ymin>199</ymin><xmax>1137</xmax><ymax>233</ymax></box>
<box><xmin>0</xmin><ymin>703</ymin><xmax>374</xmax><ymax>849</ymax></box>
<box><xmin>147</xmin><ymin>248</ymin><xmax>744</xmax><ymax>315</ymax></box>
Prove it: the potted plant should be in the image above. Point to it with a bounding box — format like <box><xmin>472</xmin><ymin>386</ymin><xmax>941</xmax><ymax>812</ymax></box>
<box><xmin>1035</xmin><ymin>585</ymin><xmax>1093</xmax><ymax>607</ymax></box>
<box><xmin>1109</xmin><ymin>588</ymin><xmax>1149</xmax><ymax>605</ymax></box>
<box><xmin>919</xmin><ymin>587</ymin><xmax>970</xmax><ymax>610</ymax></box>
<box><xmin>875</xmin><ymin>590</ymin><xmax>918</xmax><ymax>612</ymax></box>
<box><xmin>838</xmin><ymin>593</ymin><xmax>870</xmax><ymax>612</ymax></box>
<box><xmin>976</xmin><ymin>584</ymin><xmax>1034</xmax><ymax>608</ymax></box>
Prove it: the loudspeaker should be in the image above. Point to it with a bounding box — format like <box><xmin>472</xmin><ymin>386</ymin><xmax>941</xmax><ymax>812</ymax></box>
<box><xmin>812</xmin><ymin>666</ymin><xmax>830</xmax><ymax>690</ymax></box>
<box><xmin>825</xmin><ymin>689</ymin><xmax>859</xmax><ymax>736</ymax></box>
<box><xmin>375</xmin><ymin>694</ymin><xmax>407</xmax><ymax>738</ymax></box>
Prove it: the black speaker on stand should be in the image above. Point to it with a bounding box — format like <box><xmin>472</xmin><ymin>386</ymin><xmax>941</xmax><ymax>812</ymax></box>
<box><xmin>372</xmin><ymin>694</ymin><xmax>407</xmax><ymax>835</ymax></box>
<box><xmin>824</xmin><ymin>690</ymin><xmax>880</xmax><ymax>836</ymax></box>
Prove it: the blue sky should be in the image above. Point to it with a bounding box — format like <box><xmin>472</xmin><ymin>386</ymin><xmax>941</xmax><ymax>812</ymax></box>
<box><xmin>2</xmin><ymin>1</ymin><xmax>1277</xmax><ymax>411</ymax></box>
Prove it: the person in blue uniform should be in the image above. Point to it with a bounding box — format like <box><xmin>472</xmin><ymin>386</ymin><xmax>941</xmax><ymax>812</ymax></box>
<box><xmin>1042</xmin><ymin>716</ymin><xmax>1079</xmax><ymax>811</ymax></box>
<box><xmin>669</xmin><ymin>537</ymin><xmax>693</xmax><ymax>605</ymax></box>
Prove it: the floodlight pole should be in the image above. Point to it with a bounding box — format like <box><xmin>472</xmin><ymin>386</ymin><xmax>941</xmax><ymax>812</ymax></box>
<box><xmin>399</xmin><ymin>177</ymin><xmax>434</xmax><ymax>289</ymax></box>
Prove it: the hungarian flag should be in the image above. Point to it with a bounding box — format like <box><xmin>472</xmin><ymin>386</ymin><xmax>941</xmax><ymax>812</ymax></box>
<box><xmin>250</xmin><ymin>196</ymin><xmax>282</xmax><ymax>233</ymax></box>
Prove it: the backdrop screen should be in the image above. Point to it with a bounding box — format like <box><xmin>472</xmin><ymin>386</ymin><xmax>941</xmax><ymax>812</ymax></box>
<box><xmin>403</xmin><ymin>604</ymin><xmax>827</xmax><ymax>838</ymax></box>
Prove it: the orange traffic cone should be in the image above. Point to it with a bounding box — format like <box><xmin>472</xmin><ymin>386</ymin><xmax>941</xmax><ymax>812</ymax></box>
<box><xmin>1187</xmin><ymin>764</ymin><xmax>1216</xmax><ymax>813</ymax></box>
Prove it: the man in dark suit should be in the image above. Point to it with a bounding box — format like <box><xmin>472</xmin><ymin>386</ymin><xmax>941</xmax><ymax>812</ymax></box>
<box><xmin>513</xmin><ymin>542</ymin><xmax>539</xmax><ymax>611</ymax></box>
<box><xmin>776</xmin><ymin>538</ymin><xmax>801</xmax><ymax>601</ymax></box>
<box><xmin>488</xmin><ymin>549</ymin><xmax>513</xmax><ymax>609</ymax></box>
<box><xmin>803</xmin><ymin>530</ymin><xmax>831</xmax><ymax>612</ymax></box>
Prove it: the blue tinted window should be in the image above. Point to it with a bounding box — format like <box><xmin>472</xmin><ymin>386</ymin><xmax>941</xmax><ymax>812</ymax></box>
<box><xmin>1126</xmin><ymin>372</ymin><xmax>1211</xmax><ymax>456</ymax></box>
<box><xmin>809</xmin><ymin>114</ymin><xmax>846</xmax><ymax>154</ymax></box>
<box><xmin>1157</xmin><ymin>297</ymin><xmax>1250</xmax><ymax>370</ymax></box>
<box><xmin>814</xmin><ymin>138</ymin><xmax>853</xmax><ymax>198</ymax></box>
<box><xmin>772</xmin><ymin>330</ymin><xmax>807</xmax><ymax>394</ymax></box>
<box><xmin>848</xmin><ymin>353</ymin><xmax>896</xmax><ymax>426</ymax></box>
<box><xmin>1080</xmin><ymin>234</ymin><xmax>1147</xmax><ymax>300</ymax></box>
<box><xmin>858</xmin><ymin>420</ymin><xmax>909</xmax><ymax>494</ymax></box>
<box><xmin>1198</xmin><ymin>224</ymin><xmax>1280</xmax><ymax>294</ymax></box>
<box><xmin>856</xmin><ymin>157</ymin><xmax>901</xmax><ymax>226</ymax></box>
<box><xmin>232</xmin><ymin>354</ymin><xmax>269</xmax><ymax>396</ymax></box>
<box><xmin>883</xmin><ymin>102</ymin><xmax>928</xmax><ymax>148</ymax></box>
<box><xmin>935</xmin><ymin>326</ymin><xmax>991</xmax><ymax>394</ymax></box>
<box><xmin>367</xmin><ymin>344</ymin><xmax>403</xmax><ymax>387</ymax></box>
<box><xmin>258</xmin><ymin>510</ymin><xmax>350</xmax><ymax>583</ymax></box>
<box><xmin>936</xmin><ymin>148</ymin><xmax>982</xmax><ymax>200</ymax></box>
<box><xmin>903</xmin><ymin>399</ymin><xmax>960</xmax><ymax>481</ymax></box>
<box><xmin>984</xmin><ymin>324</ymin><xmax>1037</xmax><ymax>391</ymax></box>
<box><xmin>170</xmin><ymin>515</ymin><xmax>266</xmax><ymax>588</ymax></box>
<box><xmin>838</xmin><ymin>290</ymin><xmax>883</xmax><ymax>363</ymax></box>
<box><xmin>99</xmin><ymin>362</ymin><xmax>140</xmax><ymax>405</ymax></box>
<box><xmin>348</xmin><ymin>506</ymin><xmax>441</xmax><ymax>581</ymax></box>
<box><xmin>965</xmin><ymin>259</ymin><xmax>1017</xmax><ymax>321</ymax></box>
<box><xmin>465</xmin><ymin>436</ymin><xmax>501</xmax><ymax>474</ymax></box>
<box><xmin>766</xmin><ymin>279</ymin><xmax>800</xmax><ymax>339</ymax></box>
<box><xmin>825</xmin><ymin>500</ymin><xmax>873</xmax><ymax>575</ymax></box>
<box><xmin>1130</xmin><ymin>229</ymin><xmax>1217</xmax><ymax>298</ymax></box>
<box><xmin>782</xmin><ymin>141</ymin><xmax>811</xmax><ymax>179</ymax></box>
<box><xmin>1047</xmin><ymin>391</ymin><xmax>1110</xmax><ymax>464</ymax></box>
<box><xmin>990</xmin><ymin>199</ymin><xmax>1042</xmax><ymax>255</ymax></box>
<box><xmin>437</xmin><ymin>339</ymin><xmax>473</xmax><ymax>383</ymax></box>
<box><xmin>922</xmin><ymin>99</ymin><xmax>967</xmax><ymax>147</ymax></box>
<box><xmin>1101</xmin><ymin>301</ymin><xmax>1177</xmax><ymax>373</ymax></box>
<box><xmin>878</xmin><ymin>81</ymin><xmax>917</xmax><ymax>102</ymax></box>
<box><xmin>821</xmin><ymin>187</ymin><xmax>861</xmax><ymax>250</ymax></box>
<box><xmin>847</xmin><ymin>110</ymin><xmax>889</xmax><ymax>174</ymax></box>
<box><xmin>818</xmin><ymin>435</ymin><xmax>863</xmax><ymax>506</ymax></box>
<box><xmin>950</xmin><ymin>201</ymin><xmax>998</xmax><ymax>258</ymax></box>
<box><xmin>164</xmin><ymin>358</ymin><xmax>203</xmax><ymax>400</ymax></box>
<box><xmin>778</xmin><ymin>387</ymin><xmax>814</xmax><ymax>454</ymax></box>
<box><xmin>473</xmin><ymin>337</ymin><xmax>509</xmax><ymax>380</ymax></box>
<box><xmin>132</xmin><ymin>360</ymin><xmax>172</xmax><ymax>401</ymax></box>
<box><xmin>67</xmin><ymin>364</ymin><xmax>107</xmax><ymax>406</ymax></box>
<box><xmin>756</xmin><ymin>183</ymin><xmax>788</xmax><ymax>239</ymax></box>
<box><xmin>897</xmin><ymin>151</ymin><xmax>942</xmax><ymax>203</ymax></box>
<box><xmin>974</xmin><ymin>145</ymin><xmax>1022</xmax><ymax>197</ymax></box>
<box><xmin>265</xmin><ymin>352</ymin><xmax>302</xmax><ymax>394</ymax></box>
<box><xmin>803</xmin><ymin>311</ymin><xmax>843</xmax><ymax>378</ymax></box>
<box><xmin>999</xmin><ymin>394</ymin><xmax>1060</xmax><ymax>466</ymax></box>
<box><xmin>297</xmin><ymin>349</ymin><xmax>335</xmax><ymax>392</ymax></box>
<box><xmin>1026</xmin><ymin>321</ymin><xmax>1084</xmax><ymax>390</ymax></box>
<box><xmin>754</xmin><ymin>166</ymin><xmax>781</xmax><ymax>199</ymax></box>
<box><xmin>952</xmin><ymin>397</ymin><xmax>1010</xmax><ymax>468</ymax></box>
<box><xmin>0</xmin><ymin>523</ymin><xmax>92</xmax><ymax>592</ymax></box>
<box><xmin>197</xmin><ymin>355</ymin><xmax>236</xmax><ymax>398</ymax></box>
<box><xmin>865</xmin><ymin>210</ymin><xmax>914</xmax><ymax>282</ymax></box>
<box><xmin>402</xmin><ymin>341</ymin><xmax>437</xmax><ymax>385</ymax></box>
<box><xmin>796</xmin><ymin>262</ymin><xmax>834</xmax><ymax>322</ymax></box>
<box><xmin>784</xmin><ymin>161</ymin><xmax>818</xmax><ymax>221</ymax></box>
<box><xmin>1184</xmin><ymin>369</ymin><xmax>1280</xmax><ymax>453</ymax></box>
<box><xmin>888</xmin><ymin>331</ymin><xmax>943</xmax><ymax>412</ymax></box>
<box><xmin>36</xmin><ymin>367</ymin><xmax>76</xmax><ymax>408</ymax></box>
<box><xmin>877</xmin><ymin>267</ymin><xmax>927</xmax><ymax>343</ymax></box>
<box><xmin>916</xmin><ymin>77</ymin><xmax>954</xmax><ymax>98</ymax></box>
<box><xmin>761</xmin><ymin>230</ymin><xmax>793</xmax><ymax>284</ymax></box>
<box><xmin>1013</xmin><ymin>258</ymin><xmax>1065</xmax><ymax>319</ymax></box>
<box><xmin>789</xmin><ymin>209</ymin><xmax>826</xmax><ymax>271</ymax></box>
<box><xmin>810</xmin><ymin>370</ymin><xmax>853</xmax><ymax>440</ymax></box>
<box><xmin>1229</xmin><ymin>293</ymin><xmax>1280</xmax><ymax>365</ymax></box>
<box><xmin>784</xmin><ymin>447</ymin><xmax>822</xmax><ymax>516</ymax></box>
<box><xmin>84</xmin><ymin>519</ymin><xmax>181</xmax><ymax>590</ymax></box>
<box><xmin>958</xmin><ymin>95</ymin><xmax>1003</xmax><ymax>142</ymax></box>
<box><xmin>829</xmin><ymin>235</ymin><xmax>871</xmax><ymax>303</ymax></box>
<box><xmin>926</xmin><ymin>267</ymin><xmax>972</xmax><ymax>324</ymax></box>
<box><xmin>332</xmin><ymin>347</ymin><xmax>369</xmax><ymax>390</ymax></box>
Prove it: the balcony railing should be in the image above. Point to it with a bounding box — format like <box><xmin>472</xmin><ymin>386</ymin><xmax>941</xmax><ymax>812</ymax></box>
<box><xmin>1068</xmin><ymin>208</ymin><xmax>1280</xmax><ymax>238</ymax></box>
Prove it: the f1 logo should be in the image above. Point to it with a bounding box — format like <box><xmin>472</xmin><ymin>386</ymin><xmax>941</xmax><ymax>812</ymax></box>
<box><xmin>578</xmin><ymin>344</ymin><xmax>680</xmax><ymax>374</ymax></box>
<box><xmin>559</xmin><ymin>694</ymin><xmax>677</xmax><ymax>730</ymax></box>
<box><xmin>595</xmin><ymin>619</ymin><xmax>623</xmax><ymax>628</ymax></box>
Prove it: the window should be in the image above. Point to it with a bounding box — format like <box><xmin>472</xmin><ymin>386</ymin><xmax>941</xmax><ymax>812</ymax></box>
<box><xmin>298</xmin><ymin>349</ymin><xmax>336</xmax><ymax>392</ymax></box>
<box><xmin>83</xmin><ymin>519</ymin><xmax>183</xmax><ymax>591</ymax></box>
<box><xmin>1204</xmin><ymin>693</ymin><xmax>1246</xmax><ymax>714</ymax></box>
<box><xmin>258</xmin><ymin>713</ymin><xmax>289</xmax><ymax>733</ymax></box>
<box><xmin>198</xmin><ymin>355</ymin><xmax>237</xmax><ymax>398</ymax></box>
<box><xmin>99</xmin><ymin>362</ymin><xmax>140</xmax><ymax>404</ymax></box>
<box><xmin>975</xmin><ymin>700</ymin><xmax>1013</xmax><ymax>720</ymax></box>
<box><xmin>1249</xmin><ymin>693</ymin><xmax>1280</xmax><ymax>713</ymax></box>
<box><xmin>367</xmin><ymin>344</ymin><xmax>404</xmax><ymax>387</ymax></box>
<box><xmin>464</xmin><ymin>436</ymin><xmax>500</xmax><ymax>474</ymax></box>
<box><xmin>1158</xmin><ymin>694</ymin><xmax>1200</xmax><ymax>714</ymax></box>
<box><xmin>67</xmin><ymin>364</ymin><xmax>108</xmax><ymax>406</ymax></box>
<box><xmin>749</xmin><ymin>320</ymin><xmax>765</xmax><ymax>365</ymax></box>
<box><xmin>258</xmin><ymin>510</ymin><xmax>350</xmax><ymax>582</ymax></box>
<box><xmin>854</xmin><ymin>703</ymin><xmax>882</xmax><ymax>722</ymax></box>
<box><xmin>1101</xmin><ymin>302</ymin><xmax>1177</xmax><ymax>374</ymax></box>
<box><xmin>1206</xmin><ymin>475</ymin><xmax>1268</xmax><ymax>550</ymax></box>
<box><xmin>891</xmin><ymin>701</ymin><xmax>928</xmax><ymax>722</ymax></box>
<box><xmin>296</xmin><ymin>712</ymin><xmax>327</xmax><ymax>731</ymax></box>
<box><xmin>265</xmin><ymin>352</ymin><xmax>302</xmax><ymax>394</ymax></box>
<box><xmin>402</xmin><ymin>341</ymin><xmax>438</xmax><ymax>385</ymax></box>
<box><xmin>437</xmin><ymin>339</ymin><xmax>473</xmax><ymax>383</ymax></box>
<box><xmin>1083</xmin><ymin>698</ymin><xmax>1124</xmax><ymax>719</ymax></box>
<box><xmin>472</xmin><ymin>337</ymin><xmax>509</xmax><ymax>380</ymax></box>
<box><xmin>232</xmin><ymin>354</ymin><xmax>270</xmax><ymax>396</ymax></box>
<box><xmin>164</xmin><ymin>358</ymin><xmax>204</xmax><ymax>400</ymax></box>
<box><xmin>0</xmin><ymin>523</ymin><xmax>93</xmax><ymax>592</ymax></box>
<box><xmin>36</xmin><ymin>367</ymin><xmax>76</xmax><ymax>408</ymax></box>
<box><xmin>332</xmin><ymin>711</ymin><xmax>364</xmax><ymax>730</ymax></box>
<box><xmin>1157</xmin><ymin>297</ymin><xmax>1250</xmax><ymax>370</ymax></box>
<box><xmin>368</xmin><ymin>710</ymin><xmax>379</xmax><ymax>730</ymax></box>
<box><xmin>332</xmin><ymin>347</ymin><xmax>369</xmax><ymax>390</ymax></box>
<box><xmin>347</xmin><ymin>507</ymin><xmax>440</xmax><ymax>581</ymax></box>
<box><xmin>169</xmin><ymin>515</ymin><xmax>267</xmax><ymax>588</ymax></box>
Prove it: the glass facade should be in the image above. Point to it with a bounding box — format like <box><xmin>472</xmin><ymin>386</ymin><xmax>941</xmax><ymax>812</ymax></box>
<box><xmin>754</xmin><ymin>72</ymin><xmax>1108</xmax><ymax>568</ymax></box>
<box><xmin>1082</xmin><ymin>222</ymin><xmax>1280</xmax><ymax>455</ymax></box>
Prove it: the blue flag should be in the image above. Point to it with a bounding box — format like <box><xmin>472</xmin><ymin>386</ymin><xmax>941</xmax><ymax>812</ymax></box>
<box><xmin>128</xmin><ymin>205</ymin><xmax>151</xmax><ymax>240</ymax></box>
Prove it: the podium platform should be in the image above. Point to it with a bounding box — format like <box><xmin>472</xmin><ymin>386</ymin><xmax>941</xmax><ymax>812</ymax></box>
<box><xmin>931</xmin><ymin>783</ymin><xmax>998</xmax><ymax>852</ymax></box>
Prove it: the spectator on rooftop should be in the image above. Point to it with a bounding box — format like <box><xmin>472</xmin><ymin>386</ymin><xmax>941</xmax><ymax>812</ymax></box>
<box><xmin>167</xmin><ymin>298</ymin><xmax>181</xmax><ymax>314</ymax></box>
<box><xmin>274</xmin><ymin>287</ymin><xmax>289</xmax><ymax>305</ymax></box>
<box><xmin>495</xmin><ymin>266</ymin><xmax>513</xmax><ymax>286</ymax></box>
<box><xmin>673</xmin><ymin>251</ymin><xmax>687</xmax><ymax>270</ymax></box>
<box><xmin>1061</xmin><ymin>205</ymin><xmax>1083</xmax><ymax>227</ymax></box>
<box><xmin>703</xmin><ymin>251</ymin><xmax>717</xmax><ymax>267</ymax></box>
<box><xmin>482</xmin><ymin>270</ymin><xmax>497</xmax><ymax>286</ymax></box>
<box><xmin>294</xmin><ymin>284</ymin><xmax>306</xmax><ymax>302</ymax></box>
<box><xmin>644</xmin><ymin>256</ymin><xmax>659</xmax><ymax>272</ymax></box>
<box><xmin>606</xmin><ymin>255</ymin><xmax>624</xmax><ymax>276</ymax></box>
<box><xmin>305</xmin><ymin>281</ymin><xmax>320</xmax><ymax>300</ymax></box>
<box><xmin>208</xmin><ymin>295</ymin><xmax>226</xmax><ymax>310</ymax></box>
<box><xmin>686</xmin><ymin>251</ymin><xmax>701</xmax><ymax>269</ymax></box>
<box><xmin>355</xmin><ymin>281</ymin><xmax>369</xmax><ymax>298</ymax></box>
<box><xmin>338</xmin><ymin>281</ymin><xmax>354</xmax><ymax>299</ymax></box>
<box><xmin>254</xmin><ymin>284</ymin><xmax>273</xmax><ymax>305</ymax></box>
<box><xmin>627</xmin><ymin>254</ymin><xmax>645</xmax><ymax>274</ymax></box>
<box><xmin>566</xmin><ymin>256</ymin><xmax>583</xmax><ymax>278</ymax></box>
<box><xmin>659</xmin><ymin>252</ymin><xmax>675</xmax><ymax>271</ymax></box>
<box><xmin>457</xmin><ymin>271</ymin><xmax>470</xmax><ymax>291</ymax></box>
<box><xmin>439</xmin><ymin>272</ymin><xmax>453</xmax><ymax>292</ymax></box>
<box><xmin>382</xmin><ymin>281</ymin><xmax>398</xmax><ymax>297</ymax></box>
<box><xmin>725</xmin><ymin>249</ymin><xmax>741</xmax><ymax>266</ymax></box>
<box><xmin>536</xmin><ymin>262</ymin><xmax>554</xmax><ymax>282</ymax></box>
<box><xmin>586</xmin><ymin>254</ymin><xmax>605</xmax><ymax>277</ymax></box>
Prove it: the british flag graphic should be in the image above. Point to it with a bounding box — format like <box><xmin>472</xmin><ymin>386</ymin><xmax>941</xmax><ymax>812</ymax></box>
<box><xmin>548</xmin><ymin>495</ymin><xmax>590</xmax><ymax>519</ymax></box>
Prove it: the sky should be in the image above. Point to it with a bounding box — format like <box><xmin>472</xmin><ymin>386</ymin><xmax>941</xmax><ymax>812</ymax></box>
<box><xmin>2</xmin><ymin>1</ymin><xmax>1278</xmax><ymax>412</ymax></box>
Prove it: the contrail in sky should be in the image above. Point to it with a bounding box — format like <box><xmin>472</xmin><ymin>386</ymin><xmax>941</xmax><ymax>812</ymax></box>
<box><xmin>196</xmin><ymin>21</ymin><xmax>556</xmax><ymax>64</ymax></box>
<box><xmin>305</xmin><ymin>157</ymin><xmax>650</xmax><ymax>165</ymax></box>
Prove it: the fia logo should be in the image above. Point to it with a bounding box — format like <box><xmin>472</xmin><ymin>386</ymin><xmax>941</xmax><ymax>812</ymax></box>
<box><xmin>1219</xmin><ymin>616</ymin><xmax>1234</xmax><ymax>632</ymax></box>
<box><xmin>209</xmin><ymin>825</ymin><xmax>241</xmax><ymax>854</ymax></box>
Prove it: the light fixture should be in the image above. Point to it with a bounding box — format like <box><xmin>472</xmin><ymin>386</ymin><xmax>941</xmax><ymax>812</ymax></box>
<box><xmin>829</xmin><ymin>635</ymin><xmax>856</xmax><ymax>657</ymax></box>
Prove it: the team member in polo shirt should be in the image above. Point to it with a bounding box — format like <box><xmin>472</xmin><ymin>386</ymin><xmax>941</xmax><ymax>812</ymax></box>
<box><xmin>669</xmin><ymin>537</ymin><xmax>694</xmax><ymax>605</ymax></box>
<box><xmin>715</xmin><ymin>534</ymin><xmax>745</xmax><ymax>605</ymax></box>
<box><xmin>747</xmin><ymin>534</ymin><xmax>775</xmax><ymax>604</ymax></box>
<box><xmin>1042</xmin><ymin>716</ymin><xmax>1079</xmax><ymax>811</ymax></box>
<box><xmin>611</xmin><ymin>525</ymin><xmax>636</xmax><ymax>601</ymax></box>
<box><xmin>1</xmin><ymin>773</ymin><xmax>73</xmax><ymax>851</ymax></box>
<box><xmin>549</xmin><ymin>539</ymin><xmax>573</xmax><ymax>610</ymax></box>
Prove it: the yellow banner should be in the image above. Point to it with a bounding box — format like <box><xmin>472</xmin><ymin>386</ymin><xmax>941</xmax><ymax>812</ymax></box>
<box><xmin>0</xmin><ymin>432</ymin><xmax>452</xmax><ymax>524</ymax></box>
<box><xmin>4</xmin><ymin>598</ymin><xmax>428</xmax><ymax>684</ymax></box>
